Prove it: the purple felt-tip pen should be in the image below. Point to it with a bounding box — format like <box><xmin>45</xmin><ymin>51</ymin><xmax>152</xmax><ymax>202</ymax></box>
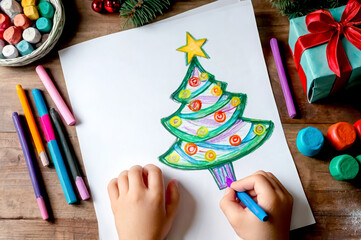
<box><xmin>270</xmin><ymin>38</ymin><xmax>297</xmax><ymax>119</ymax></box>
<box><xmin>12</xmin><ymin>112</ymin><xmax>49</xmax><ymax>220</ymax></box>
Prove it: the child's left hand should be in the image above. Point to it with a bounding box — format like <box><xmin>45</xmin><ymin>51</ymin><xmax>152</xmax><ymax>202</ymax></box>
<box><xmin>108</xmin><ymin>164</ymin><xmax>180</xmax><ymax>240</ymax></box>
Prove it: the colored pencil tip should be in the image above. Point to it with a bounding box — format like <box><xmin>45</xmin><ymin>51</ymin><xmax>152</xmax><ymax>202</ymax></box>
<box><xmin>226</xmin><ymin>177</ymin><xmax>233</xmax><ymax>187</ymax></box>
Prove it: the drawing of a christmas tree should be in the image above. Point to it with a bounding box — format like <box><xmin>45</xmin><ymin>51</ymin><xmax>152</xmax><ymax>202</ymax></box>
<box><xmin>159</xmin><ymin>32</ymin><xmax>274</xmax><ymax>189</ymax></box>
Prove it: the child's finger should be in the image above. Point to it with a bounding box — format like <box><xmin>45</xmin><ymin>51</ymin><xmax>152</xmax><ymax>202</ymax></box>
<box><xmin>254</xmin><ymin>170</ymin><xmax>283</xmax><ymax>193</ymax></box>
<box><xmin>107</xmin><ymin>178</ymin><xmax>119</xmax><ymax>200</ymax></box>
<box><xmin>220</xmin><ymin>187</ymin><xmax>246</xmax><ymax>221</ymax></box>
<box><xmin>165</xmin><ymin>179</ymin><xmax>180</xmax><ymax>220</ymax></box>
<box><xmin>118</xmin><ymin>170</ymin><xmax>129</xmax><ymax>194</ymax></box>
<box><xmin>143</xmin><ymin>164</ymin><xmax>164</xmax><ymax>193</ymax></box>
<box><xmin>128</xmin><ymin>165</ymin><xmax>146</xmax><ymax>190</ymax></box>
<box><xmin>247</xmin><ymin>189</ymin><xmax>257</xmax><ymax>198</ymax></box>
<box><xmin>231</xmin><ymin>174</ymin><xmax>274</xmax><ymax>196</ymax></box>
<box><xmin>266</xmin><ymin>172</ymin><xmax>290</xmax><ymax>195</ymax></box>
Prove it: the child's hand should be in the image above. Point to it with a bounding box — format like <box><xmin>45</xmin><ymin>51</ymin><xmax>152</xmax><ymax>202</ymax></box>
<box><xmin>108</xmin><ymin>164</ymin><xmax>180</xmax><ymax>240</ymax></box>
<box><xmin>220</xmin><ymin>171</ymin><xmax>293</xmax><ymax>240</ymax></box>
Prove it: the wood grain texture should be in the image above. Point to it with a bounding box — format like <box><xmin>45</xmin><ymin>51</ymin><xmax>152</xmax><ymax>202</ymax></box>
<box><xmin>1</xmin><ymin>0</ymin><xmax>361</xmax><ymax>239</ymax></box>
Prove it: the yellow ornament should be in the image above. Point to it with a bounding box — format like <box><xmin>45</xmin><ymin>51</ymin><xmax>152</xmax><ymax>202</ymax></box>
<box><xmin>197</xmin><ymin>127</ymin><xmax>209</xmax><ymax>137</ymax></box>
<box><xmin>205</xmin><ymin>150</ymin><xmax>216</xmax><ymax>161</ymax></box>
<box><xmin>166</xmin><ymin>152</ymin><xmax>180</xmax><ymax>163</ymax></box>
<box><xmin>199</xmin><ymin>72</ymin><xmax>209</xmax><ymax>81</ymax></box>
<box><xmin>179</xmin><ymin>89</ymin><xmax>191</xmax><ymax>99</ymax></box>
<box><xmin>231</xmin><ymin>97</ymin><xmax>241</xmax><ymax>107</ymax></box>
<box><xmin>254</xmin><ymin>124</ymin><xmax>266</xmax><ymax>135</ymax></box>
<box><xmin>170</xmin><ymin>116</ymin><xmax>182</xmax><ymax>128</ymax></box>
<box><xmin>177</xmin><ymin>32</ymin><xmax>209</xmax><ymax>65</ymax></box>
<box><xmin>211</xmin><ymin>85</ymin><xmax>222</xmax><ymax>96</ymax></box>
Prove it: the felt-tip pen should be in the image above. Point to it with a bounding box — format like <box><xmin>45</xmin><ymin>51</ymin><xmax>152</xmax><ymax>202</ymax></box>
<box><xmin>226</xmin><ymin>177</ymin><xmax>268</xmax><ymax>222</ymax></box>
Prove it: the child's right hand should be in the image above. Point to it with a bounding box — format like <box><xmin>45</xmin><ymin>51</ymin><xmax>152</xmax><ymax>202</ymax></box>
<box><xmin>220</xmin><ymin>171</ymin><xmax>293</xmax><ymax>240</ymax></box>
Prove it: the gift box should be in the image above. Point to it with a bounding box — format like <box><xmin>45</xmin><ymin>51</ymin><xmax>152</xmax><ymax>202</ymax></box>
<box><xmin>289</xmin><ymin>0</ymin><xmax>361</xmax><ymax>103</ymax></box>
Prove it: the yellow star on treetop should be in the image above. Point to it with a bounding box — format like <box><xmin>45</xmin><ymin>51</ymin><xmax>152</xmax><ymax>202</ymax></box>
<box><xmin>177</xmin><ymin>32</ymin><xmax>209</xmax><ymax>65</ymax></box>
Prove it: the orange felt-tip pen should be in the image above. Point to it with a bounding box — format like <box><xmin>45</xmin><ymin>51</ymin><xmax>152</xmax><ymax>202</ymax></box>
<box><xmin>16</xmin><ymin>84</ymin><xmax>49</xmax><ymax>166</ymax></box>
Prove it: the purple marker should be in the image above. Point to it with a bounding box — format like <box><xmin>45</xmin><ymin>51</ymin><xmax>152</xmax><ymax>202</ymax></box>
<box><xmin>12</xmin><ymin>112</ymin><xmax>49</xmax><ymax>220</ymax></box>
<box><xmin>270</xmin><ymin>38</ymin><xmax>297</xmax><ymax>119</ymax></box>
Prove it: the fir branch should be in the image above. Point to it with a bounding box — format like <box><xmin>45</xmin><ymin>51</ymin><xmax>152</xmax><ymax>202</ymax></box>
<box><xmin>120</xmin><ymin>0</ymin><xmax>171</xmax><ymax>27</ymax></box>
<box><xmin>270</xmin><ymin>0</ymin><xmax>348</xmax><ymax>18</ymax></box>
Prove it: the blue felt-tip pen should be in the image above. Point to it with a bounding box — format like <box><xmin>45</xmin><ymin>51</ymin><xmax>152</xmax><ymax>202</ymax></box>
<box><xmin>32</xmin><ymin>89</ymin><xmax>77</xmax><ymax>204</ymax></box>
<box><xmin>226</xmin><ymin>177</ymin><xmax>268</xmax><ymax>222</ymax></box>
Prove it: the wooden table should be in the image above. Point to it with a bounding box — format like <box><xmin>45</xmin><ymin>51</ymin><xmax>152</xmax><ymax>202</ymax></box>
<box><xmin>1</xmin><ymin>0</ymin><xmax>361</xmax><ymax>239</ymax></box>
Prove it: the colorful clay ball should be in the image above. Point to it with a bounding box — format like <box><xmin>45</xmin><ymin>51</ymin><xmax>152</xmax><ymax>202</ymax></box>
<box><xmin>2</xmin><ymin>44</ymin><xmax>19</xmax><ymax>58</ymax></box>
<box><xmin>329</xmin><ymin>154</ymin><xmax>359</xmax><ymax>181</ymax></box>
<box><xmin>22</xmin><ymin>27</ymin><xmax>41</xmax><ymax>44</ymax></box>
<box><xmin>327</xmin><ymin>122</ymin><xmax>356</xmax><ymax>151</ymax></box>
<box><xmin>36</xmin><ymin>17</ymin><xmax>52</xmax><ymax>33</ymax></box>
<box><xmin>3</xmin><ymin>26</ymin><xmax>22</xmax><ymax>45</ymax></box>
<box><xmin>356</xmin><ymin>155</ymin><xmax>361</xmax><ymax>165</ymax></box>
<box><xmin>0</xmin><ymin>0</ymin><xmax>56</xmax><ymax>60</ymax></box>
<box><xmin>24</xmin><ymin>5</ymin><xmax>39</xmax><ymax>20</ymax></box>
<box><xmin>14</xmin><ymin>14</ymin><xmax>32</xmax><ymax>30</ymax></box>
<box><xmin>0</xmin><ymin>39</ymin><xmax>5</xmax><ymax>58</ymax></box>
<box><xmin>354</xmin><ymin>120</ymin><xmax>361</xmax><ymax>139</ymax></box>
<box><xmin>296</xmin><ymin>127</ymin><xmax>324</xmax><ymax>157</ymax></box>
<box><xmin>0</xmin><ymin>0</ymin><xmax>23</xmax><ymax>20</ymax></box>
<box><xmin>21</xmin><ymin>0</ymin><xmax>36</xmax><ymax>8</ymax></box>
<box><xmin>38</xmin><ymin>2</ymin><xmax>54</xmax><ymax>19</ymax></box>
<box><xmin>0</xmin><ymin>13</ymin><xmax>12</xmax><ymax>40</ymax></box>
<box><xmin>16</xmin><ymin>39</ymin><xmax>33</xmax><ymax>56</ymax></box>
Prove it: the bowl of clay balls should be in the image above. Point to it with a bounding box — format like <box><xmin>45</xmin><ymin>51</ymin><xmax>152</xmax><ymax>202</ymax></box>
<box><xmin>0</xmin><ymin>0</ymin><xmax>65</xmax><ymax>66</ymax></box>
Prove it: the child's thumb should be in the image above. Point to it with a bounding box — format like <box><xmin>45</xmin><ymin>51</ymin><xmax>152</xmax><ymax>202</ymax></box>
<box><xmin>165</xmin><ymin>179</ymin><xmax>180</xmax><ymax>220</ymax></box>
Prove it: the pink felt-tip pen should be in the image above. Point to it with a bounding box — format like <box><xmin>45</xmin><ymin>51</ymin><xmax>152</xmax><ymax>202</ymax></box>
<box><xmin>35</xmin><ymin>65</ymin><xmax>76</xmax><ymax>126</ymax></box>
<box><xmin>270</xmin><ymin>38</ymin><xmax>297</xmax><ymax>119</ymax></box>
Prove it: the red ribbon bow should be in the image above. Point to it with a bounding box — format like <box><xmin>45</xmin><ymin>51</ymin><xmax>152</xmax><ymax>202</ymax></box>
<box><xmin>293</xmin><ymin>0</ymin><xmax>361</xmax><ymax>94</ymax></box>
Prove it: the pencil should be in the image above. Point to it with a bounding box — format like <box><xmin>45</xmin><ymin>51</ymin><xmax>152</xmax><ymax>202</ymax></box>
<box><xmin>16</xmin><ymin>85</ymin><xmax>49</xmax><ymax>167</ymax></box>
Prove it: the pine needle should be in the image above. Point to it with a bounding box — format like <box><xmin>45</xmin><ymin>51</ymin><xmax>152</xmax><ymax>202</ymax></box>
<box><xmin>269</xmin><ymin>0</ymin><xmax>348</xmax><ymax>19</ymax></box>
<box><xmin>120</xmin><ymin>0</ymin><xmax>172</xmax><ymax>27</ymax></box>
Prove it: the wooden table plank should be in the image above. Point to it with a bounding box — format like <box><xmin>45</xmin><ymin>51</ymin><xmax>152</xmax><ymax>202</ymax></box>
<box><xmin>1</xmin><ymin>0</ymin><xmax>361</xmax><ymax>239</ymax></box>
<box><xmin>0</xmin><ymin>219</ymin><xmax>98</xmax><ymax>240</ymax></box>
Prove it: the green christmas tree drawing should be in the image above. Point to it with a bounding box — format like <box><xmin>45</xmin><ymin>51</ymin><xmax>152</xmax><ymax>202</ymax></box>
<box><xmin>159</xmin><ymin>32</ymin><xmax>274</xmax><ymax>189</ymax></box>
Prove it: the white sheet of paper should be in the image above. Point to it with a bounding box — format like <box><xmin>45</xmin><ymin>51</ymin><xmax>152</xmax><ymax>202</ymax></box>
<box><xmin>59</xmin><ymin>1</ymin><xmax>315</xmax><ymax>239</ymax></box>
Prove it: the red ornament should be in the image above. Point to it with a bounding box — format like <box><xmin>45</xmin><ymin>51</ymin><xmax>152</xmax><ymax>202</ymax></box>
<box><xmin>229</xmin><ymin>135</ymin><xmax>242</xmax><ymax>146</ymax></box>
<box><xmin>92</xmin><ymin>0</ymin><xmax>104</xmax><ymax>13</ymax></box>
<box><xmin>104</xmin><ymin>0</ymin><xmax>121</xmax><ymax>13</ymax></box>
<box><xmin>185</xmin><ymin>143</ymin><xmax>198</xmax><ymax>155</ymax></box>
<box><xmin>188</xmin><ymin>100</ymin><xmax>202</xmax><ymax>112</ymax></box>
<box><xmin>188</xmin><ymin>77</ymin><xmax>200</xmax><ymax>87</ymax></box>
<box><xmin>214</xmin><ymin>111</ymin><xmax>226</xmax><ymax>123</ymax></box>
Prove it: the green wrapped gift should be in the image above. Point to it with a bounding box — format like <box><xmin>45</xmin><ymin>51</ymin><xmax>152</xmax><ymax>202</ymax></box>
<box><xmin>289</xmin><ymin>1</ymin><xmax>361</xmax><ymax>103</ymax></box>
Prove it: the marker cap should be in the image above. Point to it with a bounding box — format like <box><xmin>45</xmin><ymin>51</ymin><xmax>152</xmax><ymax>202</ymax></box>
<box><xmin>36</xmin><ymin>197</ymin><xmax>49</xmax><ymax>220</ymax></box>
<box><xmin>76</xmin><ymin>176</ymin><xmax>90</xmax><ymax>200</ymax></box>
<box><xmin>329</xmin><ymin>154</ymin><xmax>359</xmax><ymax>181</ymax></box>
